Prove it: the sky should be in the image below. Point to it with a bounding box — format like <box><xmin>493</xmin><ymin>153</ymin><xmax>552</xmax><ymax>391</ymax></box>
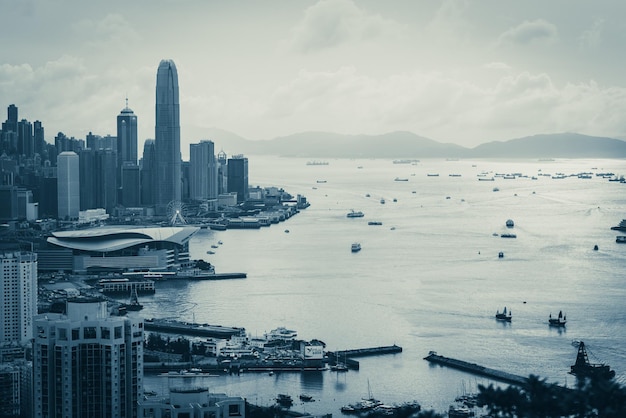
<box><xmin>2</xmin><ymin>0</ymin><xmax>626</xmax><ymax>159</ymax></box>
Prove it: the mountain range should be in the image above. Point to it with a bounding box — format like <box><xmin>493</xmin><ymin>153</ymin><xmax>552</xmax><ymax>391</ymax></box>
<box><xmin>201</xmin><ymin>129</ymin><xmax>626</xmax><ymax>159</ymax></box>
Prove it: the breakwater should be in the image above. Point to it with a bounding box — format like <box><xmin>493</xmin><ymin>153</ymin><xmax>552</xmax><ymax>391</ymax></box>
<box><xmin>327</xmin><ymin>345</ymin><xmax>403</xmax><ymax>370</ymax></box>
<box><xmin>423</xmin><ymin>351</ymin><xmax>528</xmax><ymax>386</ymax></box>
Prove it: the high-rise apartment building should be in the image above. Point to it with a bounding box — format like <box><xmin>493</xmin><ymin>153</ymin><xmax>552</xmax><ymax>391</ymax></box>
<box><xmin>189</xmin><ymin>140</ymin><xmax>218</xmax><ymax>202</ymax></box>
<box><xmin>57</xmin><ymin>151</ymin><xmax>80</xmax><ymax>219</ymax></box>
<box><xmin>0</xmin><ymin>251</ymin><xmax>37</xmax><ymax>346</ymax></box>
<box><xmin>33</xmin><ymin>299</ymin><xmax>144</xmax><ymax>418</ymax></box>
<box><xmin>154</xmin><ymin>59</ymin><xmax>181</xmax><ymax>210</ymax></box>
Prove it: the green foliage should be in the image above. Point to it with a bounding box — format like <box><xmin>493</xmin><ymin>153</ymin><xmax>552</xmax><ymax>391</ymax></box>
<box><xmin>477</xmin><ymin>374</ymin><xmax>626</xmax><ymax>418</ymax></box>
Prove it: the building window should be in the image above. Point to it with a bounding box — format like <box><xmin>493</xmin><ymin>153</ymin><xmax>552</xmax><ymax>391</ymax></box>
<box><xmin>229</xmin><ymin>404</ymin><xmax>241</xmax><ymax>416</ymax></box>
<box><xmin>84</xmin><ymin>327</ymin><xmax>97</xmax><ymax>339</ymax></box>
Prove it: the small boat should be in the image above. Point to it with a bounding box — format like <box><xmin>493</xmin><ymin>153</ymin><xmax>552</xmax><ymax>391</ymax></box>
<box><xmin>380</xmin><ymin>198</ymin><xmax>385</xmax><ymax>204</ymax></box>
<box><xmin>316</xmin><ymin>180</ymin><xmax>327</xmax><ymax>183</ymax></box>
<box><xmin>500</xmin><ymin>233</ymin><xmax>517</xmax><ymax>238</ymax></box>
<box><xmin>276</xmin><ymin>394</ymin><xmax>293</xmax><ymax>406</ymax></box>
<box><xmin>218</xmin><ymin>241</ymin><xmax>223</xmax><ymax>245</ymax></box>
<box><xmin>351</xmin><ymin>243</ymin><xmax>361</xmax><ymax>252</ymax></box>
<box><xmin>570</xmin><ymin>341</ymin><xmax>615</xmax><ymax>379</ymax></box>
<box><xmin>506</xmin><ymin>219</ymin><xmax>514</xmax><ymax>228</ymax></box>
<box><xmin>427</xmin><ymin>173</ymin><xmax>439</xmax><ymax>177</ymax></box>
<box><xmin>495</xmin><ymin>307</ymin><xmax>512</xmax><ymax>322</ymax></box>
<box><xmin>549</xmin><ymin>310</ymin><xmax>566</xmax><ymax>327</ymax></box>
<box><xmin>368</xmin><ymin>221</ymin><xmax>383</xmax><ymax>226</ymax></box>
<box><xmin>394</xmin><ymin>177</ymin><xmax>409</xmax><ymax>181</ymax></box>
<box><xmin>121</xmin><ymin>287</ymin><xmax>143</xmax><ymax>311</ymax></box>
<box><xmin>498</xmin><ymin>251</ymin><xmax>504</xmax><ymax>258</ymax></box>
<box><xmin>347</xmin><ymin>210</ymin><xmax>365</xmax><ymax>218</ymax></box>
<box><xmin>211</xmin><ymin>244</ymin><xmax>219</xmax><ymax>248</ymax></box>
<box><xmin>206</xmin><ymin>250</ymin><xmax>215</xmax><ymax>254</ymax></box>
<box><xmin>493</xmin><ymin>187</ymin><xmax>499</xmax><ymax>192</ymax></box>
<box><xmin>448</xmin><ymin>404</ymin><xmax>473</xmax><ymax>417</ymax></box>
<box><xmin>331</xmin><ymin>362</ymin><xmax>349</xmax><ymax>372</ymax></box>
<box><xmin>299</xmin><ymin>394</ymin><xmax>313</xmax><ymax>402</ymax></box>
<box><xmin>616</xmin><ymin>236</ymin><xmax>626</xmax><ymax>243</ymax></box>
<box><xmin>284</xmin><ymin>229</ymin><xmax>290</xmax><ymax>233</ymax></box>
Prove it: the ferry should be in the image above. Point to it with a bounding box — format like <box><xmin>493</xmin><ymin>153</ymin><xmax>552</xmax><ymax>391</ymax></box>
<box><xmin>616</xmin><ymin>236</ymin><xmax>626</xmax><ymax>243</ymax></box>
<box><xmin>347</xmin><ymin>210</ymin><xmax>364</xmax><ymax>218</ymax></box>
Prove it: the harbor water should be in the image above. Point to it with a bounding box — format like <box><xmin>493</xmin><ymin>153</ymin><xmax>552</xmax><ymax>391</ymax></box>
<box><xmin>138</xmin><ymin>156</ymin><xmax>626</xmax><ymax>415</ymax></box>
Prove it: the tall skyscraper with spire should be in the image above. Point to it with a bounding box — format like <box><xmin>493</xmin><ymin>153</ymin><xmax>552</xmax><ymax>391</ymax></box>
<box><xmin>117</xmin><ymin>98</ymin><xmax>139</xmax><ymax>207</ymax></box>
<box><xmin>154</xmin><ymin>59</ymin><xmax>181</xmax><ymax>211</ymax></box>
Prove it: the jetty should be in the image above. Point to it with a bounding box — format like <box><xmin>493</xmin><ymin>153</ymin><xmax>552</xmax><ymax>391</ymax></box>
<box><xmin>327</xmin><ymin>345</ymin><xmax>403</xmax><ymax>370</ymax></box>
<box><xmin>424</xmin><ymin>351</ymin><xmax>528</xmax><ymax>386</ymax></box>
<box><xmin>144</xmin><ymin>318</ymin><xmax>244</xmax><ymax>339</ymax></box>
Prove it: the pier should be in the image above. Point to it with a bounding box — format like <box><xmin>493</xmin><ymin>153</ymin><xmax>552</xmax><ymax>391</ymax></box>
<box><xmin>424</xmin><ymin>351</ymin><xmax>528</xmax><ymax>386</ymax></box>
<box><xmin>327</xmin><ymin>345</ymin><xmax>403</xmax><ymax>370</ymax></box>
<box><xmin>144</xmin><ymin>319</ymin><xmax>245</xmax><ymax>339</ymax></box>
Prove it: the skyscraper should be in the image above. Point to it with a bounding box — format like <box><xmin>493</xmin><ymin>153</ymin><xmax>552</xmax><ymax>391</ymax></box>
<box><xmin>140</xmin><ymin>139</ymin><xmax>156</xmax><ymax>206</ymax></box>
<box><xmin>116</xmin><ymin>99</ymin><xmax>138</xmax><ymax>166</ymax></box>
<box><xmin>227</xmin><ymin>155</ymin><xmax>249</xmax><ymax>203</ymax></box>
<box><xmin>0</xmin><ymin>251</ymin><xmax>37</xmax><ymax>347</ymax></box>
<box><xmin>155</xmin><ymin>59</ymin><xmax>181</xmax><ymax>210</ymax></box>
<box><xmin>57</xmin><ymin>151</ymin><xmax>79</xmax><ymax>219</ymax></box>
<box><xmin>189</xmin><ymin>140</ymin><xmax>218</xmax><ymax>201</ymax></box>
<box><xmin>33</xmin><ymin>298</ymin><xmax>144</xmax><ymax>417</ymax></box>
<box><xmin>117</xmin><ymin>100</ymin><xmax>138</xmax><ymax>207</ymax></box>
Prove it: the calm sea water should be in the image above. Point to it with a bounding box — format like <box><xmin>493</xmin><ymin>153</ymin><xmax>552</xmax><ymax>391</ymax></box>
<box><xmin>138</xmin><ymin>156</ymin><xmax>626</xmax><ymax>415</ymax></box>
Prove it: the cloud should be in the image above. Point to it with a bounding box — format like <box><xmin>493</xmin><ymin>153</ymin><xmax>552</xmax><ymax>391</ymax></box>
<box><xmin>579</xmin><ymin>18</ymin><xmax>604</xmax><ymax>49</ymax></box>
<box><xmin>289</xmin><ymin>0</ymin><xmax>405</xmax><ymax>52</ymax></box>
<box><xmin>498</xmin><ymin>19</ymin><xmax>558</xmax><ymax>46</ymax></box>
<box><xmin>258</xmin><ymin>66</ymin><xmax>626</xmax><ymax>144</ymax></box>
<box><xmin>72</xmin><ymin>13</ymin><xmax>140</xmax><ymax>48</ymax></box>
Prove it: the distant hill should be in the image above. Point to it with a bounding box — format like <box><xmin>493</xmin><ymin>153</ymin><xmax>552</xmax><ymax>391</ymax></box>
<box><xmin>203</xmin><ymin>129</ymin><xmax>626</xmax><ymax>159</ymax></box>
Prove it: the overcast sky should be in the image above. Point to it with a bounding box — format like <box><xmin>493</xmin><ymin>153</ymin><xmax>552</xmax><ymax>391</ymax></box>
<box><xmin>2</xmin><ymin>0</ymin><xmax>626</xmax><ymax>158</ymax></box>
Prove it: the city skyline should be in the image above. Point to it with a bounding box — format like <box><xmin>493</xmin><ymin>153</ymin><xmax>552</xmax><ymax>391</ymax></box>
<box><xmin>2</xmin><ymin>0</ymin><xmax>626</xmax><ymax>160</ymax></box>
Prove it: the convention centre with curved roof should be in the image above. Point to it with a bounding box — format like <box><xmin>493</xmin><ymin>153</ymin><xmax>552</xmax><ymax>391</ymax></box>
<box><xmin>44</xmin><ymin>226</ymin><xmax>200</xmax><ymax>273</ymax></box>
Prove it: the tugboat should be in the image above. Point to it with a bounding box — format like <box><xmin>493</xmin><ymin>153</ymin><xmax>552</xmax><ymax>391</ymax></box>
<box><xmin>495</xmin><ymin>307</ymin><xmax>512</xmax><ymax>322</ymax></box>
<box><xmin>548</xmin><ymin>310</ymin><xmax>566</xmax><ymax>327</ymax></box>
<box><xmin>570</xmin><ymin>341</ymin><xmax>615</xmax><ymax>380</ymax></box>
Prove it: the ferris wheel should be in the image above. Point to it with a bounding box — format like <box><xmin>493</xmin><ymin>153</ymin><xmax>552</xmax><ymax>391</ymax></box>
<box><xmin>166</xmin><ymin>200</ymin><xmax>187</xmax><ymax>226</ymax></box>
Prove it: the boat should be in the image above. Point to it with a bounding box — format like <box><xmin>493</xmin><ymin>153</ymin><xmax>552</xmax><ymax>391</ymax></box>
<box><xmin>341</xmin><ymin>381</ymin><xmax>382</xmax><ymax>414</ymax></box>
<box><xmin>549</xmin><ymin>310</ymin><xmax>566</xmax><ymax>327</ymax></box>
<box><xmin>206</xmin><ymin>250</ymin><xmax>215</xmax><ymax>255</ymax></box>
<box><xmin>316</xmin><ymin>180</ymin><xmax>327</xmax><ymax>183</ymax></box>
<box><xmin>478</xmin><ymin>177</ymin><xmax>495</xmax><ymax>181</ymax></box>
<box><xmin>570</xmin><ymin>341</ymin><xmax>615</xmax><ymax>380</ymax></box>
<box><xmin>498</xmin><ymin>252</ymin><xmax>504</xmax><ymax>258</ymax></box>
<box><xmin>493</xmin><ymin>187</ymin><xmax>499</xmax><ymax>192</ymax></box>
<box><xmin>368</xmin><ymin>221</ymin><xmax>383</xmax><ymax>226</ymax></box>
<box><xmin>331</xmin><ymin>362</ymin><xmax>349</xmax><ymax>372</ymax></box>
<box><xmin>611</xmin><ymin>219</ymin><xmax>626</xmax><ymax>231</ymax></box>
<box><xmin>347</xmin><ymin>210</ymin><xmax>365</xmax><ymax>218</ymax></box>
<box><xmin>351</xmin><ymin>243</ymin><xmax>361</xmax><ymax>252</ymax></box>
<box><xmin>449</xmin><ymin>174</ymin><xmax>462</xmax><ymax>177</ymax></box>
<box><xmin>299</xmin><ymin>394</ymin><xmax>313</xmax><ymax>402</ymax></box>
<box><xmin>306</xmin><ymin>161</ymin><xmax>329</xmax><ymax>166</ymax></box>
<box><xmin>394</xmin><ymin>177</ymin><xmax>409</xmax><ymax>181</ymax></box>
<box><xmin>427</xmin><ymin>173</ymin><xmax>439</xmax><ymax>177</ymax></box>
<box><xmin>121</xmin><ymin>287</ymin><xmax>143</xmax><ymax>311</ymax></box>
<box><xmin>448</xmin><ymin>404</ymin><xmax>473</xmax><ymax>417</ymax></box>
<box><xmin>380</xmin><ymin>198</ymin><xmax>385</xmax><ymax>204</ymax></box>
<box><xmin>495</xmin><ymin>307</ymin><xmax>512</xmax><ymax>322</ymax></box>
<box><xmin>616</xmin><ymin>236</ymin><xmax>626</xmax><ymax>243</ymax></box>
<box><xmin>506</xmin><ymin>219</ymin><xmax>514</xmax><ymax>228</ymax></box>
<box><xmin>276</xmin><ymin>394</ymin><xmax>293</xmax><ymax>406</ymax></box>
<box><xmin>500</xmin><ymin>233</ymin><xmax>516</xmax><ymax>238</ymax></box>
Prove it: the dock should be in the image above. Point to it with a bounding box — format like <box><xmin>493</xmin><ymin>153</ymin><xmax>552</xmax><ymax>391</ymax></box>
<box><xmin>327</xmin><ymin>345</ymin><xmax>403</xmax><ymax>370</ymax></box>
<box><xmin>424</xmin><ymin>351</ymin><xmax>528</xmax><ymax>386</ymax></box>
<box><xmin>144</xmin><ymin>319</ymin><xmax>244</xmax><ymax>339</ymax></box>
<box><xmin>173</xmin><ymin>272</ymin><xmax>247</xmax><ymax>280</ymax></box>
